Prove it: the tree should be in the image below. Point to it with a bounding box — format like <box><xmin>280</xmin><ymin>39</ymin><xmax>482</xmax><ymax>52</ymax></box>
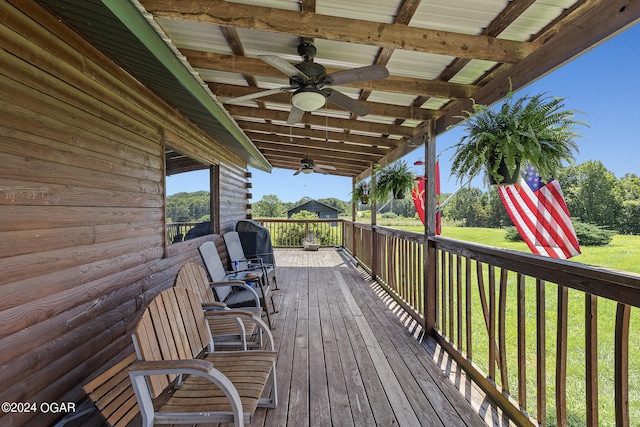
<box><xmin>252</xmin><ymin>194</ymin><xmax>285</xmax><ymax>218</ymax></box>
<box><xmin>620</xmin><ymin>173</ymin><xmax>640</xmax><ymax>200</ymax></box>
<box><xmin>559</xmin><ymin>161</ymin><xmax>623</xmax><ymax>230</ymax></box>
<box><xmin>484</xmin><ymin>188</ymin><xmax>513</xmax><ymax>228</ymax></box>
<box><xmin>441</xmin><ymin>187</ymin><xmax>489</xmax><ymax>227</ymax></box>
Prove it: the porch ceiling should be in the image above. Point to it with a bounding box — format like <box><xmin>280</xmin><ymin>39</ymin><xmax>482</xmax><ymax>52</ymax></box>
<box><xmin>40</xmin><ymin>0</ymin><xmax>639</xmax><ymax>181</ymax></box>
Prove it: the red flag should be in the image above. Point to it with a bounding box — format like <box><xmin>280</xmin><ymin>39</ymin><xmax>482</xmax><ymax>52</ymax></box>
<box><xmin>498</xmin><ymin>165</ymin><xmax>580</xmax><ymax>259</ymax></box>
<box><xmin>412</xmin><ymin>161</ymin><xmax>441</xmax><ymax>235</ymax></box>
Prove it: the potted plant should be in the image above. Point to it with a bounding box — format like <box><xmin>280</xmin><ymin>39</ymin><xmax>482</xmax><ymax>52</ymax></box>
<box><xmin>373</xmin><ymin>160</ymin><xmax>415</xmax><ymax>202</ymax></box>
<box><xmin>352</xmin><ymin>181</ymin><xmax>370</xmax><ymax>204</ymax></box>
<box><xmin>449</xmin><ymin>89</ymin><xmax>585</xmax><ymax>185</ymax></box>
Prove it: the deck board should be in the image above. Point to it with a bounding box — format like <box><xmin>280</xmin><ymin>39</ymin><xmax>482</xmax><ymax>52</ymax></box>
<box><xmin>248</xmin><ymin>248</ymin><xmax>487</xmax><ymax>427</ymax></box>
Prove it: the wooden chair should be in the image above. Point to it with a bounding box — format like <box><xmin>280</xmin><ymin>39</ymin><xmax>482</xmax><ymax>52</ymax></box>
<box><xmin>82</xmin><ymin>353</ymin><xmax>139</xmax><ymax>427</ymax></box>
<box><xmin>198</xmin><ymin>241</ymin><xmax>275</xmax><ymax>327</ymax></box>
<box><xmin>174</xmin><ymin>262</ymin><xmax>268</xmax><ymax>350</ymax></box>
<box><xmin>224</xmin><ymin>231</ymin><xmax>278</xmax><ymax>289</ymax></box>
<box><xmin>129</xmin><ymin>287</ymin><xmax>277</xmax><ymax>427</ymax></box>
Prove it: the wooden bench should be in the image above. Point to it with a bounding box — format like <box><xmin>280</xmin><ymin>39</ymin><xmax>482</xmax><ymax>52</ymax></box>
<box><xmin>82</xmin><ymin>353</ymin><xmax>139</xmax><ymax>427</ymax></box>
<box><xmin>129</xmin><ymin>287</ymin><xmax>278</xmax><ymax>427</ymax></box>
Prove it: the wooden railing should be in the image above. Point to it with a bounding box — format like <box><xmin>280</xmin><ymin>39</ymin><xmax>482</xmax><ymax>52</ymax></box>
<box><xmin>253</xmin><ymin>219</ymin><xmax>343</xmax><ymax>247</ymax></box>
<box><xmin>166</xmin><ymin>221</ymin><xmax>199</xmax><ymax>244</ymax></box>
<box><xmin>342</xmin><ymin>221</ymin><xmax>639</xmax><ymax>427</ymax></box>
<box><xmin>239</xmin><ymin>218</ymin><xmax>638</xmax><ymax>424</ymax></box>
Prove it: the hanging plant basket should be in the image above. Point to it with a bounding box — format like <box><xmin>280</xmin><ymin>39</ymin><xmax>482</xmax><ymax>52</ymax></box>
<box><xmin>373</xmin><ymin>160</ymin><xmax>415</xmax><ymax>203</ymax></box>
<box><xmin>449</xmin><ymin>87</ymin><xmax>585</xmax><ymax>185</ymax></box>
<box><xmin>487</xmin><ymin>156</ymin><xmax>522</xmax><ymax>185</ymax></box>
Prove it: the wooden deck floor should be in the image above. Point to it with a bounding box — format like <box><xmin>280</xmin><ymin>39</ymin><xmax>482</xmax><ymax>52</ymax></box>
<box><xmin>66</xmin><ymin>247</ymin><xmax>499</xmax><ymax>427</ymax></box>
<box><xmin>248</xmin><ymin>247</ymin><xmax>487</xmax><ymax>427</ymax></box>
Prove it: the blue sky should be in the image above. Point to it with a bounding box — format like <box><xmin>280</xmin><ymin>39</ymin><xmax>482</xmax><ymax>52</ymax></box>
<box><xmin>168</xmin><ymin>23</ymin><xmax>640</xmax><ymax>202</ymax></box>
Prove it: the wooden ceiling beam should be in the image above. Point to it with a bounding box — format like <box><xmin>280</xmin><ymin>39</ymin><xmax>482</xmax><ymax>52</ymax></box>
<box><xmin>227</xmin><ymin>105</ymin><xmax>415</xmax><ymax>137</ymax></box>
<box><xmin>237</xmin><ymin>121</ymin><xmax>402</xmax><ymax>148</ymax></box>
<box><xmin>143</xmin><ymin>0</ymin><xmax>537</xmax><ymax>63</ymax></box>
<box><xmin>245</xmin><ymin>131</ymin><xmax>389</xmax><ymax>157</ymax></box>
<box><xmin>257</xmin><ymin>144</ymin><xmax>374</xmax><ymax>167</ymax></box>
<box><xmin>184</xmin><ymin>50</ymin><xmax>477</xmax><ymax>99</ymax></box>
<box><xmin>267</xmin><ymin>156</ymin><xmax>364</xmax><ymax>175</ymax></box>
<box><xmin>210</xmin><ymin>83</ymin><xmax>439</xmax><ymax>121</ymax></box>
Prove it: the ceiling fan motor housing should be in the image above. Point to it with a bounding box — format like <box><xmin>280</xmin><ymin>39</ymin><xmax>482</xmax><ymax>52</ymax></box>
<box><xmin>297</xmin><ymin>41</ymin><xmax>317</xmax><ymax>60</ymax></box>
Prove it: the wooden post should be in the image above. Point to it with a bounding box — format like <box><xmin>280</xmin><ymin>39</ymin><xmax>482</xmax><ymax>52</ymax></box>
<box><xmin>424</xmin><ymin>120</ymin><xmax>437</xmax><ymax>334</ymax></box>
<box><xmin>371</xmin><ymin>164</ymin><xmax>378</xmax><ymax>281</ymax></box>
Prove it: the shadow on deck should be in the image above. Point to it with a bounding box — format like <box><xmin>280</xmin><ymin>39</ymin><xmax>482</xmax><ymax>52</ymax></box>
<box><xmin>252</xmin><ymin>247</ymin><xmax>495</xmax><ymax>427</ymax></box>
<box><xmin>65</xmin><ymin>247</ymin><xmax>510</xmax><ymax>427</ymax></box>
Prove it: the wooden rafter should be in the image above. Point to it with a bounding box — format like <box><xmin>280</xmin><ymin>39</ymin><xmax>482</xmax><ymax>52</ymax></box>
<box><xmin>135</xmin><ymin>0</ymin><xmax>640</xmax><ymax>179</ymax></box>
<box><xmin>143</xmin><ymin>0</ymin><xmax>538</xmax><ymax>63</ymax></box>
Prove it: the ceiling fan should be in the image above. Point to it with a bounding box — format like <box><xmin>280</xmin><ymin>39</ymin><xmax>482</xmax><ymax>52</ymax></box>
<box><xmin>294</xmin><ymin>157</ymin><xmax>337</xmax><ymax>175</ymax></box>
<box><xmin>223</xmin><ymin>40</ymin><xmax>389</xmax><ymax>124</ymax></box>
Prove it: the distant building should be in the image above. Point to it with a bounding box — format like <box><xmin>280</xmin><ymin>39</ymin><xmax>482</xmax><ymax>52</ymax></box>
<box><xmin>287</xmin><ymin>199</ymin><xmax>339</xmax><ymax>219</ymax></box>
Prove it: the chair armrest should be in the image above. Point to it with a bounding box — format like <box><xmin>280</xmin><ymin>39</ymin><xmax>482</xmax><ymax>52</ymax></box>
<box><xmin>211</xmin><ymin>280</ymin><xmax>247</xmax><ymax>285</ymax></box>
<box><xmin>202</xmin><ymin>301</ymin><xmax>227</xmax><ymax>311</ymax></box>
<box><xmin>128</xmin><ymin>359</ymin><xmax>243</xmax><ymax>422</ymax></box>
<box><xmin>129</xmin><ymin>359</ymin><xmax>213</xmax><ymax>374</ymax></box>
<box><xmin>206</xmin><ymin>311</ymin><xmax>275</xmax><ymax>350</ymax></box>
<box><xmin>211</xmin><ymin>282</ymin><xmax>261</xmax><ymax>307</ymax></box>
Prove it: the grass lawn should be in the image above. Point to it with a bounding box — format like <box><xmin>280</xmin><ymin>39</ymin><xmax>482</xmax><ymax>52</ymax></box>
<box><xmin>391</xmin><ymin>224</ymin><xmax>639</xmax><ymax>426</ymax></box>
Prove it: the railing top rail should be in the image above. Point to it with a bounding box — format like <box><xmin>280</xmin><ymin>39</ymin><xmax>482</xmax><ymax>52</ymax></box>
<box><xmin>254</xmin><ymin>218</ymin><xmax>345</xmax><ymax>223</ymax></box>
<box><xmin>431</xmin><ymin>235</ymin><xmax>640</xmax><ymax>308</ymax></box>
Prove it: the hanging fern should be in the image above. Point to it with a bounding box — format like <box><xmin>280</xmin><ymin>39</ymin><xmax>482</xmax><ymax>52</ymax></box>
<box><xmin>450</xmin><ymin>88</ymin><xmax>586</xmax><ymax>185</ymax></box>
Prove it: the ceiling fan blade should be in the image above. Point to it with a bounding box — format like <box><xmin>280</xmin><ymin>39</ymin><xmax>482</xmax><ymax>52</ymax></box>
<box><xmin>313</xmin><ymin>165</ymin><xmax>330</xmax><ymax>174</ymax></box>
<box><xmin>223</xmin><ymin>87</ymin><xmax>291</xmax><ymax>104</ymax></box>
<box><xmin>315</xmin><ymin>163</ymin><xmax>336</xmax><ymax>171</ymax></box>
<box><xmin>326</xmin><ymin>65</ymin><xmax>389</xmax><ymax>86</ymax></box>
<box><xmin>259</xmin><ymin>55</ymin><xmax>309</xmax><ymax>79</ymax></box>
<box><xmin>293</xmin><ymin>168</ymin><xmax>303</xmax><ymax>176</ymax></box>
<box><xmin>286</xmin><ymin>105</ymin><xmax>305</xmax><ymax>124</ymax></box>
<box><xmin>324</xmin><ymin>89</ymin><xmax>371</xmax><ymax>116</ymax></box>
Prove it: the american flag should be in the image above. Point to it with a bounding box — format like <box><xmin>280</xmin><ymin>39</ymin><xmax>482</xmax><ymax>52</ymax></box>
<box><xmin>498</xmin><ymin>164</ymin><xmax>581</xmax><ymax>259</ymax></box>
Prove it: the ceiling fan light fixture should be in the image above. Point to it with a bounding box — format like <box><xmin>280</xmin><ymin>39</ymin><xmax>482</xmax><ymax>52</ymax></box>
<box><xmin>292</xmin><ymin>88</ymin><xmax>326</xmax><ymax>111</ymax></box>
<box><xmin>302</xmin><ymin>167</ymin><xmax>314</xmax><ymax>174</ymax></box>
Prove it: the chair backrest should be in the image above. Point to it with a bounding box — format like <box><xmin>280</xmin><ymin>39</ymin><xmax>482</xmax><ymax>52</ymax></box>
<box><xmin>132</xmin><ymin>287</ymin><xmax>212</xmax><ymax>397</ymax></box>
<box><xmin>174</xmin><ymin>262</ymin><xmax>215</xmax><ymax>303</ymax></box>
<box><xmin>224</xmin><ymin>231</ymin><xmax>249</xmax><ymax>270</ymax></box>
<box><xmin>198</xmin><ymin>241</ymin><xmax>233</xmax><ymax>302</ymax></box>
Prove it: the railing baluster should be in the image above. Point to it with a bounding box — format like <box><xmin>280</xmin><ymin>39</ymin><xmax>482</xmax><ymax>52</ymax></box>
<box><xmin>556</xmin><ymin>285</ymin><xmax>568</xmax><ymax>426</ymax></box>
<box><xmin>466</xmin><ymin>256</ymin><xmax>472</xmax><ymax>359</ymax></box>
<box><xmin>441</xmin><ymin>251</ymin><xmax>447</xmax><ymax>334</ymax></box>
<box><xmin>449</xmin><ymin>252</ymin><xmax>454</xmax><ymax>341</ymax></box>
<box><xmin>488</xmin><ymin>265</ymin><xmax>496</xmax><ymax>381</ymax></box>
<box><xmin>517</xmin><ymin>273</ymin><xmax>527</xmax><ymax>410</ymax></box>
<box><xmin>585</xmin><ymin>293</ymin><xmax>598</xmax><ymax>427</ymax></box>
<box><xmin>615</xmin><ymin>303</ymin><xmax>630</xmax><ymax>427</ymax></box>
<box><xmin>536</xmin><ymin>279</ymin><xmax>547</xmax><ymax>425</ymax></box>
<box><xmin>498</xmin><ymin>268</ymin><xmax>509</xmax><ymax>394</ymax></box>
<box><xmin>457</xmin><ymin>255</ymin><xmax>463</xmax><ymax>350</ymax></box>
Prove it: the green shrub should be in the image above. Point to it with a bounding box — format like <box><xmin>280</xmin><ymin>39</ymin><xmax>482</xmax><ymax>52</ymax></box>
<box><xmin>573</xmin><ymin>221</ymin><xmax>614</xmax><ymax>246</ymax></box>
<box><xmin>504</xmin><ymin>222</ymin><xmax>613</xmax><ymax>246</ymax></box>
<box><xmin>504</xmin><ymin>226</ymin><xmax>523</xmax><ymax>242</ymax></box>
<box><xmin>381</xmin><ymin>212</ymin><xmax>398</xmax><ymax>219</ymax></box>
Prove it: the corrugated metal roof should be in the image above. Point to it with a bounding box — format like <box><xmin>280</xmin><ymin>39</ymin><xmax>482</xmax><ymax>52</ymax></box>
<box><xmin>36</xmin><ymin>0</ymin><xmax>640</xmax><ymax>180</ymax></box>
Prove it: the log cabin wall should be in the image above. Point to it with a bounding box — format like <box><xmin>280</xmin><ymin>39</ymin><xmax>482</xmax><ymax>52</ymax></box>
<box><xmin>0</xmin><ymin>1</ymin><xmax>252</xmax><ymax>425</ymax></box>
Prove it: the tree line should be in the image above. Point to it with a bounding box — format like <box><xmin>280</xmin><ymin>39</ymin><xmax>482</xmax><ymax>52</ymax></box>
<box><xmin>168</xmin><ymin>160</ymin><xmax>640</xmax><ymax>235</ymax></box>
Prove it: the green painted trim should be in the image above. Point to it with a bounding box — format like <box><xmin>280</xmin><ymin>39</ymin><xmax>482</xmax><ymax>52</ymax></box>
<box><xmin>101</xmin><ymin>0</ymin><xmax>271</xmax><ymax>172</ymax></box>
